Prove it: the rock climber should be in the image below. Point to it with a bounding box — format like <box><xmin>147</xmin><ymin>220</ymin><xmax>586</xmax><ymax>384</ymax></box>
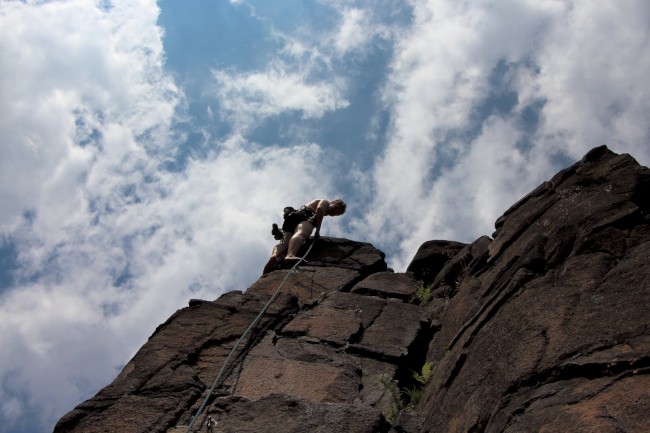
<box><xmin>263</xmin><ymin>198</ymin><xmax>347</xmax><ymax>274</ymax></box>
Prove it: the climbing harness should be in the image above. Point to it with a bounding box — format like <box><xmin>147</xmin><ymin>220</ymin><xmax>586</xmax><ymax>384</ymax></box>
<box><xmin>281</xmin><ymin>206</ymin><xmax>316</xmax><ymax>233</ymax></box>
<box><xmin>184</xmin><ymin>239</ymin><xmax>317</xmax><ymax>433</ymax></box>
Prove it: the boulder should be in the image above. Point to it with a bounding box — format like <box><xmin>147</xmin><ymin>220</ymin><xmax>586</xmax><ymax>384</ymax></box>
<box><xmin>406</xmin><ymin>240</ymin><xmax>466</xmax><ymax>285</ymax></box>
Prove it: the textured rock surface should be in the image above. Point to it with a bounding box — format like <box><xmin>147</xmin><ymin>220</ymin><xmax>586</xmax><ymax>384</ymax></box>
<box><xmin>416</xmin><ymin>146</ymin><xmax>650</xmax><ymax>433</ymax></box>
<box><xmin>55</xmin><ymin>146</ymin><xmax>650</xmax><ymax>433</ymax></box>
<box><xmin>54</xmin><ymin>291</ymin><xmax>300</xmax><ymax>433</ymax></box>
<box><xmin>55</xmin><ymin>238</ymin><xmax>417</xmax><ymax>433</ymax></box>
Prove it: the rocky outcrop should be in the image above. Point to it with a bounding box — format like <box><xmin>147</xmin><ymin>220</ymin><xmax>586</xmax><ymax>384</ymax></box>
<box><xmin>415</xmin><ymin>145</ymin><xmax>650</xmax><ymax>433</ymax></box>
<box><xmin>55</xmin><ymin>239</ymin><xmax>424</xmax><ymax>433</ymax></box>
<box><xmin>55</xmin><ymin>146</ymin><xmax>650</xmax><ymax>433</ymax></box>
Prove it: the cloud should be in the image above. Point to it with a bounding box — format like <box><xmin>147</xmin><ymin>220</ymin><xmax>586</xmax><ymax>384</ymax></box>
<box><xmin>211</xmin><ymin>66</ymin><xmax>349</xmax><ymax>128</ymax></box>
<box><xmin>523</xmin><ymin>0</ymin><xmax>650</xmax><ymax>160</ymax></box>
<box><xmin>359</xmin><ymin>0</ymin><xmax>650</xmax><ymax>269</ymax></box>
<box><xmin>0</xmin><ymin>0</ymin><xmax>181</xmax><ymax>429</ymax></box>
<box><xmin>207</xmin><ymin>0</ymin><xmax>407</xmax><ymax>132</ymax></box>
<box><xmin>333</xmin><ymin>8</ymin><xmax>371</xmax><ymax>54</ymax></box>
<box><xmin>325</xmin><ymin>1</ymin><xmax>408</xmax><ymax>58</ymax></box>
<box><xmin>0</xmin><ymin>0</ymin><xmax>178</xmax><ymax>235</ymax></box>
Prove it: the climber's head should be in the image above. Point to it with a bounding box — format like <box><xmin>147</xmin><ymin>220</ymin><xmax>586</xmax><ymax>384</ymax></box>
<box><xmin>328</xmin><ymin>199</ymin><xmax>347</xmax><ymax>216</ymax></box>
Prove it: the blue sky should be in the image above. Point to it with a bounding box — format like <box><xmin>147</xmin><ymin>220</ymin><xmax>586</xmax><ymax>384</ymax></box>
<box><xmin>1</xmin><ymin>1</ymin><xmax>650</xmax><ymax>432</ymax></box>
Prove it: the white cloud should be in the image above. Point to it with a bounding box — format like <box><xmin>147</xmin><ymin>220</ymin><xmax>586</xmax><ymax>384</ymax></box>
<box><xmin>208</xmin><ymin>0</ymin><xmax>404</xmax><ymax>132</ymax></box>
<box><xmin>325</xmin><ymin>2</ymin><xmax>405</xmax><ymax>58</ymax></box>
<box><xmin>334</xmin><ymin>8</ymin><xmax>371</xmax><ymax>54</ymax></box>
<box><xmin>211</xmin><ymin>66</ymin><xmax>349</xmax><ymax>128</ymax></box>
<box><xmin>0</xmin><ymin>0</ymin><xmax>181</xmax><ymax>429</ymax></box>
<box><xmin>0</xmin><ymin>0</ymin><xmax>177</xmax><ymax>237</ymax></box>
<box><xmin>360</xmin><ymin>0</ymin><xmax>650</xmax><ymax>269</ymax></box>
<box><xmin>524</xmin><ymin>0</ymin><xmax>650</xmax><ymax>160</ymax></box>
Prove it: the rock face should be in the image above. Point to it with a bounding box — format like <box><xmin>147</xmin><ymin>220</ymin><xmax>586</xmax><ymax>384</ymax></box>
<box><xmin>415</xmin><ymin>146</ymin><xmax>650</xmax><ymax>433</ymax></box>
<box><xmin>55</xmin><ymin>146</ymin><xmax>650</xmax><ymax>433</ymax></box>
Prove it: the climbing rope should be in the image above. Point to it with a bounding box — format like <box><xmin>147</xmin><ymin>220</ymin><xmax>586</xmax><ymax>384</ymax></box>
<box><xmin>185</xmin><ymin>239</ymin><xmax>317</xmax><ymax>433</ymax></box>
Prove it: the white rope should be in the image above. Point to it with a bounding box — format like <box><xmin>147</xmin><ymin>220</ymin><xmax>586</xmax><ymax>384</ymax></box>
<box><xmin>185</xmin><ymin>240</ymin><xmax>316</xmax><ymax>433</ymax></box>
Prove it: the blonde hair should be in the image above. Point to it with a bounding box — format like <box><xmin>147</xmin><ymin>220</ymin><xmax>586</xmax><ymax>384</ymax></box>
<box><xmin>330</xmin><ymin>199</ymin><xmax>347</xmax><ymax>214</ymax></box>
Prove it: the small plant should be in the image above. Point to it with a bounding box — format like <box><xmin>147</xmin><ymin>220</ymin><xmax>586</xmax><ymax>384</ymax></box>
<box><xmin>412</xmin><ymin>361</ymin><xmax>433</xmax><ymax>384</ymax></box>
<box><xmin>380</xmin><ymin>363</ymin><xmax>432</xmax><ymax>425</ymax></box>
<box><xmin>410</xmin><ymin>281</ymin><xmax>433</xmax><ymax>306</ymax></box>
<box><xmin>405</xmin><ymin>387</ymin><xmax>422</xmax><ymax>405</ymax></box>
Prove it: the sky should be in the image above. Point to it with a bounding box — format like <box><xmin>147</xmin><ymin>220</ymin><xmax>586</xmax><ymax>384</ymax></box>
<box><xmin>1</xmin><ymin>0</ymin><xmax>649</xmax><ymax>432</ymax></box>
